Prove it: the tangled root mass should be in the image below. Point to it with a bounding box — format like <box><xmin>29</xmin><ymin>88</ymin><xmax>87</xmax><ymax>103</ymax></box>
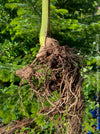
<box><xmin>1</xmin><ymin>38</ymin><xmax>84</xmax><ymax>134</ymax></box>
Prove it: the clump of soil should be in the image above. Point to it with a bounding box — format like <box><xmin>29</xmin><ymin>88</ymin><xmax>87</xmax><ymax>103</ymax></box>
<box><xmin>0</xmin><ymin>38</ymin><xmax>84</xmax><ymax>134</ymax></box>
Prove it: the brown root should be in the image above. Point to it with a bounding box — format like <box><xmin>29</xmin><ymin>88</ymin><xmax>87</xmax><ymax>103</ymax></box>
<box><xmin>0</xmin><ymin>118</ymin><xmax>35</xmax><ymax>134</ymax></box>
<box><xmin>1</xmin><ymin>37</ymin><xmax>84</xmax><ymax>134</ymax></box>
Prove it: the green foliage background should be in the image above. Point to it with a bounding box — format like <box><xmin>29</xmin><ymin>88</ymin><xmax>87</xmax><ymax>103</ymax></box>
<box><xmin>0</xmin><ymin>0</ymin><xmax>100</xmax><ymax>133</ymax></box>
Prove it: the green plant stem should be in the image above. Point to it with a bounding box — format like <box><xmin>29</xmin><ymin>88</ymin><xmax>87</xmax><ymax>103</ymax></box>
<box><xmin>39</xmin><ymin>0</ymin><xmax>50</xmax><ymax>46</ymax></box>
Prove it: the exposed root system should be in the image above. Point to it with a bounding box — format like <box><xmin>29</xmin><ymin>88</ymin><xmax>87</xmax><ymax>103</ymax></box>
<box><xmin>0</xmin><ymin>38</ymin><xmax>84</xmax><ymax>134</ymax></box>
<box><xmin>0</xmin><ymin>118</ymin><xmax>35</xmax><ymax>134</ymax></box>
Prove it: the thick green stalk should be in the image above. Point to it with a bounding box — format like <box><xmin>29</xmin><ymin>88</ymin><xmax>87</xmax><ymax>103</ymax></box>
<box><xmin>40</xmin><ymin>0</ymin><xmax>50</xmax><ymax>46</ymax></box>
